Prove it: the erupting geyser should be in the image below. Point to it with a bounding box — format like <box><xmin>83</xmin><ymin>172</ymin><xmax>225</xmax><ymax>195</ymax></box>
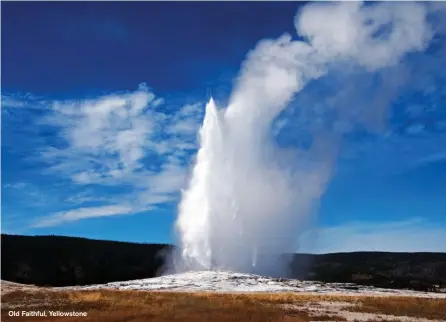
<box><xmin>175</xmin><ymin>95</ymin><xmax>327</xmax><ymax>275</ymax></box>
<box><xmin>172</xmin><ymin>2</ymin><xmax>437</xmax><ymax>276</ymax></box>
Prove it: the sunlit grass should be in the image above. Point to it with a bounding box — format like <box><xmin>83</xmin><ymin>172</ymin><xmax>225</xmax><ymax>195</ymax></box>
<box><xmin>347</xmin><ymin>295</ymin><xmax>446</xmax><ymax>320</ymax></box>
<box><xmin>2</xmin><ymin>289</ymin><xmax>445</xmax><ymax>322</ymax></box>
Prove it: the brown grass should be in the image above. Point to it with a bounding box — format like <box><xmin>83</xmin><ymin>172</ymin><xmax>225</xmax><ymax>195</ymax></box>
<box><xmin>347</xmin><ymin>296</ymin><xmax>446</xmax><ymax>320</ymax></box>
<box><xmin>352</xmin><ymin>320</ymin><xmax>401</xmax><ymax>322</ymax></box>
<box><xmin>1</xmin><ymin>290</ymin><xmax>311</xmax><ymax>322</ymax></box>
<box><xmin>309</xmin><ymin>314</ymin><xmax>347</xmax><ymax>321</ymax></box>
<box><xmin>1</xmin><ymin>290</ymin><xmax>445</xmax><ymax>322</ymax></box>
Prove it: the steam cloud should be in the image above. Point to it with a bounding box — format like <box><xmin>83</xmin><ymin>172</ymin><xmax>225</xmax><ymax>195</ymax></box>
<box><xmin>172</xmin><ymin>2</ymin><xmax>441</xmax><ymax>275</ymax></box>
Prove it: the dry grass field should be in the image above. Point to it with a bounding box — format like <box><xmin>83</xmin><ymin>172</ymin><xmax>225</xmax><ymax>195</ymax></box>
<box><xmin>1</xmin><ymin>283</ymin><xmax>445</xmax><ymax>322</ymax></box>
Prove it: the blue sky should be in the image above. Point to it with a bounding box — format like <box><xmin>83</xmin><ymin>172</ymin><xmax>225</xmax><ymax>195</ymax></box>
<box><xmin>2</xmin><ymin>2</ymin><xmax>445</xmax><ymax>253</ymax></box>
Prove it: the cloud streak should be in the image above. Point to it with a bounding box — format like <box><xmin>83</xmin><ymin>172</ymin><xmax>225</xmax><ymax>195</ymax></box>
<box><xmin>40</xmin><ymin>84</ymin><xmax>158</xmax><ymax>183</ymax></box>
<box><xmin>32</xmin><ymin>205</ymin><xmax>135</xmax><ymax>228</ymax></box>
<box><xmin>2</xmin><ymin>85</ymin><xmax>205</xmax><ymax>227</ymax></box>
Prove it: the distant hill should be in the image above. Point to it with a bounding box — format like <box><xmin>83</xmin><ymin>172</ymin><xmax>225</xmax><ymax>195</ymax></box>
<box><xmin>1</xmin><ymin>234</ymin><xmax>173</xmax><ymax>287</ymax></box>
<box><xmin>2</xmin><ymin>234</ymin><xmax>445</xmax><ymax>292</ymax></box>
<box><xmin>289</xmin><ymin>252</ymin><xmax>446</xmax><ymax>292</ymax></box>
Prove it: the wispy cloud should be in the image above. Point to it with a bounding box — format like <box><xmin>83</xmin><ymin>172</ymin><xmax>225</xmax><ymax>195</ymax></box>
<box><xmin>415</xmin><ymin>152</ymin><xmax>446</xmax><ymax>165</ymax></box>
<box><xmin>1</xmin><ymin>93</ymin><xmax>48</xmax><ymax>109</ymax></box>
<box><xmin>300</xmin><ymin>218</ymin><xmax>446</xmax><ymax>253</ymax></box>
<box><xmin>336</xmin><ymin>132</ymin><xmax>446</xmax><ymax>175</ymax></box>
<box><xmin>2</xmin><ymin>85</ymin><xmax>204</xmax><ymax>227</ymax></box>
<box><xmin>2</xmin><ymin>181</ymin><xmax>52</xmax><ymax>208</ymax></box>
<box><xmin>39</xmin><ymin>84</ymin><xmax>158</xmax><ymax>184</ymax></box>
<box><xmin>31</xmin><ymin>205</ymin><xmax>135</xmax><ymax>228</ymax></box>
<box><xmin>64</xmin><ymin>190</ymin><xmax>112</xmax><ymax>205</ymax></box>
<box><xmin>3</xmin><ymin>182</ymin><xmax>29</xmax><ymax>190</ymax></box>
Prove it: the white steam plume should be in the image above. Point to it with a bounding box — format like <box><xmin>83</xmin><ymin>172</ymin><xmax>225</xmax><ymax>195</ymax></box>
<box><xmin>173</xmin><ymin>2</ymin><xmax>435</xmax><ymax>275</ymax></box>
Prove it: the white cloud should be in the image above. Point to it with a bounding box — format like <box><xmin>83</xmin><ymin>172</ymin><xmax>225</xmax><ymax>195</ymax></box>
<box><xmin>3</xmin><ymin>182</ymin><xmax>28</xmax><ymax>189</ymax></box>
<box><xmin>32</xmin><ymin>205</ymin><xmax>135</xmax><ymax>228</ymax></box>
<box><xmin>3</xmin><ymin>181</ymin><xmax>52</xmax><ymax>208</ymax></box>
<box><xmin>412</xmin><ymin>151</ymin><xmax>446</xmax><ymax>168</ymax></box>
<box><xmin>299</xmin><ymin>218</ymin><xmax>446</xmax><ymax>253</ymax></box>
<box><xmin>37</xmin><ymin>85</ymin><xmax>203</xmax><ymax>188</ymax></box>
<box><xmin>1</xmin><ymin>93</ymin><xmax>44</xmax><ymax>109</ymax></box>
<box><xmin>167</xmin><ymin>118</ymin><xmax>200</xmax><ymax>135</ymax></box>
<box><xmin>42</xmin><ymin>84</ymin><xmax>156</xmax><ymax>181</ymax></box>
<box><xmin>406</xmin><ymin>124</ymin><xmax>425</xmax><ymax>135</ymax></box>
<box><xmin>149</xmin><ymin>163</ymin><xmax>187</xmax><ymax>194</ymax></box>
<box><xmin>337</xmin><ymin>132</ymin><xmax>446</xmax><ymax>175</ymax></box>
<box><xmin>4</xmin><ymin>85</ymin><xmax>205</xmax><ymax>227</ymax></box>
<box><xmin>64</xmin><ymin>190</ymin><xmax>112</xmax><ymax>205</ymax></box>
<box><xmin>166</xmin><ymin>102</ymin><xmax>204</xmax><ymax>136</ymax></box>
<box><xmin>2</xmin><ymin>96</ymin><xmax>26</xmax><ymax>108</ymax></box>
